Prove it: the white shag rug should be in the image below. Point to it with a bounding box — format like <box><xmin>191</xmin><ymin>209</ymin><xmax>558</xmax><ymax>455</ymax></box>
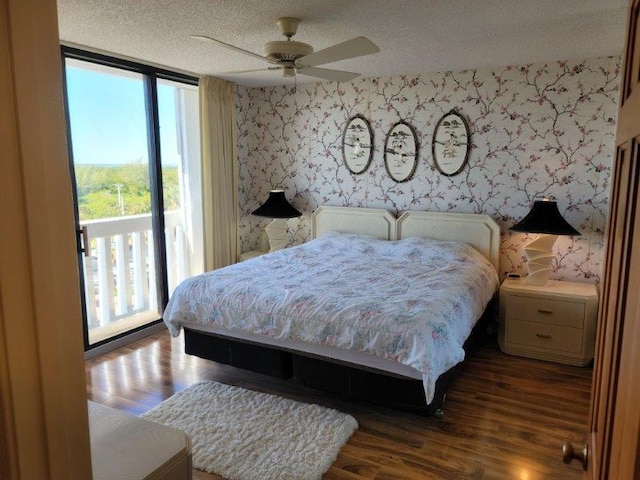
<box><xmin>140</xmin><ymin>381</ymin><xmax>358</xmax><ymax>480</ymax></box>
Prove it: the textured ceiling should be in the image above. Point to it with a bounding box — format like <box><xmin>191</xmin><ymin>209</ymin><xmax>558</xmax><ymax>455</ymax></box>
<box><xmin>57</xmin><ymin>0</ymin><xmax>628</xmax><ymax>87</ymax></box>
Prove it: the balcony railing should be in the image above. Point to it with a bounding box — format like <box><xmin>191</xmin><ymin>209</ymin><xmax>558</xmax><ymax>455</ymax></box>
<box><xmin>81</xmin><ymin>210</ymin><xmax>188</xmax><ymax>343</ymax></box>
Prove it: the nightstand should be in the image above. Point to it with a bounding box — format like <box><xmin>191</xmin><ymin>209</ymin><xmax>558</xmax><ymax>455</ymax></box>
<box><xmin>498</xmin><ymin>278</ymin><xmax>598</xmax><ymax>366</ymax></box>
<box><xmin>239</xmin><ymin>250</ymin><xmax>267</xmax><ymax>262</ymax></box>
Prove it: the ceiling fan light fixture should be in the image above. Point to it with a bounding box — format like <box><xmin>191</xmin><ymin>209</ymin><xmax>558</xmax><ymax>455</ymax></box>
<box><xmin>281</xmin><ymin>65</ymin><xmax>295</xmax><ymax>77</ymax></box>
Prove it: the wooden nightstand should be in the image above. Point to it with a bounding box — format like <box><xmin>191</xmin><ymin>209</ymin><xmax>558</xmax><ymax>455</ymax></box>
<box><xmin>498</xmin><ymin>278</ymin><xmax>598</xmax><ymax>366</ymax></box>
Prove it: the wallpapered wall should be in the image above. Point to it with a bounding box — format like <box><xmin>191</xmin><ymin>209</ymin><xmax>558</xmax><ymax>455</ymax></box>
<box><xmin>235</xmin><ymin>56</ymin><xmax>620</xmax><ymax>282</ymax></box>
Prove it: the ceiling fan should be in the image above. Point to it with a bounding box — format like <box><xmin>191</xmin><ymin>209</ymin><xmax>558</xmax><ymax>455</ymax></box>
<box><xmin>191</xmin><ymin>17</ymin><xmax>380</xmax><ymax>82</ymax></box>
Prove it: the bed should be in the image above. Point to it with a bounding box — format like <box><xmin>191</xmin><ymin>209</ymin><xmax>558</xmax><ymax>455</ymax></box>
<box><xmin>163</xmin><ymin>206</ymin><xmax>500</xmax><ymax>415</ymax></box>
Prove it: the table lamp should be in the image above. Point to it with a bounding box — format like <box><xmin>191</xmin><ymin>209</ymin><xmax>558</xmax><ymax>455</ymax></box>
<box><xmin>252</xmin><ymin>189</ymin><xmax>302</xmax><ymax>252</ymax></box>
<box><xmin>510</xmin><ymin>199</ymin><xmax>580</xmax><ymax>286</ymax></box>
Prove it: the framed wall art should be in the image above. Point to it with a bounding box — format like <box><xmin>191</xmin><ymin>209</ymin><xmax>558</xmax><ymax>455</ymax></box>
<box><xmin>384</xmin><ymin>121</ymin><xmax>418</xmax><ymax>182</ymax></box>
<box><xmin>432</xmin><ymin>110</ymin><xmax>470</xmax><ymax>176</ymax></box>
<box><xmin>342</xmin><ymin>115</ymin><xmax>373</xmax><ymax>175</ymax></box>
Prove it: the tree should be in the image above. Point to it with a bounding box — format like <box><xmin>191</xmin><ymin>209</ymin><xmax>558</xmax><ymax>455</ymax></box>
<box><xmin>75</xmin><ymin>163</ymin><xmax>179</xmax><ymax>220</ymax></box>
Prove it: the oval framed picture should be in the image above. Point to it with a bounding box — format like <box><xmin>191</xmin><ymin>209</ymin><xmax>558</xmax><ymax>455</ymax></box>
<box><xmin>384</xmin><ymin>121</ymin><xmax>418</xmax><ymax>182</ymax></box>
<box><xmin>342</xmin><ymin>115</ymin><xmax>373</xmax><ymax>175</ymax></box>
<box><xmin>432</xmin><ymin>110</ymin><xmax>470</xmax><ymax>176</ymax></box>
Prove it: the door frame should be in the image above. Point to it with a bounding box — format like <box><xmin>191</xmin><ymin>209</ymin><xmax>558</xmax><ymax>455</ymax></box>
<box><xmin>0</xmin><ymin>0</ymin><xmax>92</xmax><ymax>476</ymax></box>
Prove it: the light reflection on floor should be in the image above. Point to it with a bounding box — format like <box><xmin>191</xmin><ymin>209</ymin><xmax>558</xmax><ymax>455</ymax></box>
<box><xmin>86</xmin><ymin>331</ymin><xmax>217</xmax><ymax>415</ymax></box>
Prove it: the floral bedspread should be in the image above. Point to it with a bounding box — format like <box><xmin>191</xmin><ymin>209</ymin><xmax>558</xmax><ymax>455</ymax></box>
<box><xmin>163</xmin><ymin>232</ymin><xmax>499</xmax><ymax>402</ymax></box>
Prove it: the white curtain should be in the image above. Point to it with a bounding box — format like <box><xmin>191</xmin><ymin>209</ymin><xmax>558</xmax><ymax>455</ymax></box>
<box><xmin>199</xmin><ymin>76</ymin><xmax>238</xmax><ymax>271</ymax></box>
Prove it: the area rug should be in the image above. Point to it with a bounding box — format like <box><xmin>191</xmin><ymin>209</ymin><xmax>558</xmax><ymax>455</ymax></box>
<box><xmin>140</xmin><ymin>381</ymin><xmax>358</xmax><ymax>480</ymax></box>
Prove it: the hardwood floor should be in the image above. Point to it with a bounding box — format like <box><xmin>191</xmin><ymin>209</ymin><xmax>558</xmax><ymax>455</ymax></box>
<box><xmin>86</xmin><ymin>330</ymin><xmax>592</xmax><ymax>479</ymax></box>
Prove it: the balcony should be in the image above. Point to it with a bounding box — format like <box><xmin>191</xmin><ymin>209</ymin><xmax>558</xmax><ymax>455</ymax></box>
<box><xmin>81</xmin><ymin>210</ymin><xmax>192</xmax><ymax>345</ymax></box>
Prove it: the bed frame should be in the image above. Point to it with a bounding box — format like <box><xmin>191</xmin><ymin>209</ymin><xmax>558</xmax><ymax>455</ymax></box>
<box><xmin>183</xmin><ymin>206</ymin><xmax>500</xmax><ymax>415</ymax></box>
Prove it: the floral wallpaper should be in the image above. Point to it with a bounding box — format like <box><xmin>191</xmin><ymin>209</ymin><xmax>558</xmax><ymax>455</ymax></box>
<box><xmin>235</xmin><ymin>56</ymin><xmax>620</xmax><ymax>282</ymax></box>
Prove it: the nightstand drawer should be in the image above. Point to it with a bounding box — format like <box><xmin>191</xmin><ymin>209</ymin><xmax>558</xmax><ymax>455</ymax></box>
<box><xmin>507</xmin><ymin>319</ymin><xmax>583</xmax><ymax>354</ymax></box>
<box><xmin>508</xmin><ymin>295</ymin><xmax>585</xmax><ymax>328</ymax></box>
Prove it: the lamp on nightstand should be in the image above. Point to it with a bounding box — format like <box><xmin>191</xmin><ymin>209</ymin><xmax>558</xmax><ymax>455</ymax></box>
<box><xmin>252</xmin><ymin>189</ymin><xmax>302</xmax><ymax>252</ymax></box>
<box><xmin>510</xmin><ymin>199</ymin><xmax>580</xmax><ymax>286</ymax></box>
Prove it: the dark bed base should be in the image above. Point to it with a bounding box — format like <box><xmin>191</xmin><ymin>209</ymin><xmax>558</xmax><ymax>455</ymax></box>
<box><xmin>183</xmin><ymin>300</ymin><xmax>496</xmax><ymax>415</ymax></box>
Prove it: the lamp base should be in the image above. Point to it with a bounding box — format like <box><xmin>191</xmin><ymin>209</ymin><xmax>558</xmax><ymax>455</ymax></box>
<box><xmin>264</xmin><ymin>218</ymin><xmax>289</xmax><ymax>252</ymax></box>
<box><xmin>523</xmin><ymin>234</ymin><xmax>557</xmax><ymax>286</ymax></box>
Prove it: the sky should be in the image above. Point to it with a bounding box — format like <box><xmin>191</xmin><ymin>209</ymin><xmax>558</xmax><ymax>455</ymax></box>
<box><xmin>65</xmin><ymin>61</ymin><xmax>182</xmax><ymax>166</ymax></box>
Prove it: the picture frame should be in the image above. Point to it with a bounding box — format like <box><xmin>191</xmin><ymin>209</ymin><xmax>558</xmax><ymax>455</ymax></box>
<box><xmin>432</xmin><ymin>110</ymin><xmax>471</xmax><ymax>176</ymax></box>
<box><xmin>342</xmin><ymin>115</ymin><xmax>373</xmax><ymax>175</ymax></box>
<box><xmin>384</xmin><ymin>121</ymin><xmax>418</xmax><ymax>182</ymax></box>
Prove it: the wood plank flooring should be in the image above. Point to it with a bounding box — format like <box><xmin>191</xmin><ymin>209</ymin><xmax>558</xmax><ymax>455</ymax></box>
<box><xmin>85</xmin><ymin>330</ymin><xmax>592</xmax><ymax>479</ymax></box>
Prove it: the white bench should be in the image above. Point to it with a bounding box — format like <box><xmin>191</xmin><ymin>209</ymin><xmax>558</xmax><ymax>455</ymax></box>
<box><xmin>89</xmin><ymin>401</ymin><xmax>192</xmax><ymax>480</ymax></box>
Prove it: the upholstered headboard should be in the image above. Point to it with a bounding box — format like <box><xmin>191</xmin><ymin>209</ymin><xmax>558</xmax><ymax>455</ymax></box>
<box><xmin>312</xmin><ymin>206</ymin><xmax>396</xmax><ymax>240</ymax></box>
<box><xmin>312</xmin><ymin>206</ymin><xmax>500</xmax><ymax>272</ymax></box>
<box><xmin>396</xmin><ymin>210</ymin><xmax>500</xmax><ymax>272</ymax></box>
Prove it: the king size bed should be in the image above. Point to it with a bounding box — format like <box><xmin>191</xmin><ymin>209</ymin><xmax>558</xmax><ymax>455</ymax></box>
<box><xmin>163</xmin><ymin>206</ymin><xmax>500</xmax><ymax>415</ymax></box>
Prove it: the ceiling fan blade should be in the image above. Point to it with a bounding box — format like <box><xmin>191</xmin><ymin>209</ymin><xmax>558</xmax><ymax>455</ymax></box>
<box><xmin>295</xmin><ymin>36</ymin><xmax>379</xmax><ymax>68</ymax></box>
<box><xmin>222</xmin><ymin>67</ymin><xmax>281</xmax><ymax>74</ymax></box>
<box><xmin>190</xmin><ymin>35</ymin><xmax>276</xmax><ymax>64</ymax></box>
<box><xmin>297</xmin><ymin>66</ymin><xmax>360</xmax><ymax>82</ymax></box>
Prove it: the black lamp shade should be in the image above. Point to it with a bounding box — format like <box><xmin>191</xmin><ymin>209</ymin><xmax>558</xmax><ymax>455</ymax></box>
<box><xmin>511</xmin><ymin>200</ymin><xmax>580</xmax><ymax>236</ymax></box>
<box><xmin>252</xmin><ymin>189</ymin><xmax>302</xmax><ymax>219</ymax></box>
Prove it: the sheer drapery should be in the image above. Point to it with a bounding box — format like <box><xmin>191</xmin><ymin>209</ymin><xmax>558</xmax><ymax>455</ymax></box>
<box><xmin>199</xmin><ymin>76</ymin><xmax>238</xmax><ymax>270</ymax></box>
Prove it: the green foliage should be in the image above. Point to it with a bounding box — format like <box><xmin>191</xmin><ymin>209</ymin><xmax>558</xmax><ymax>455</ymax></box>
<box><xmin>75</xmin><ymin>163</ymin><xmax>179</xmax><ymax>221</ymax></box>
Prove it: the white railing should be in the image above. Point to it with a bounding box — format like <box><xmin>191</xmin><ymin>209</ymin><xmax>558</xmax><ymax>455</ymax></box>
<box><xmin>81</xmin><ymin>210</ymin><xmax>187</xmax><ymax>331</ymax></box>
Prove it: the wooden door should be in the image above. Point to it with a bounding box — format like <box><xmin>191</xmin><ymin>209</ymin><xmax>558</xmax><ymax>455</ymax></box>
<box><xmin>575</xmin><ymin>0</ymin><xmax>640</xmax><ymax>478</ymax></box>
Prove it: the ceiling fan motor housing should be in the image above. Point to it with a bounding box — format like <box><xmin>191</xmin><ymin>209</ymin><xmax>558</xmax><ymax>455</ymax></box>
<box><xmin>264</xmin><ymin>40</ymin><xmax>313</xmax><ymax>62</ymax></box>
<box><xmin>265</xmin><ymin>16</ymin><xmax>313</xmax><ymax>73</ymax></box>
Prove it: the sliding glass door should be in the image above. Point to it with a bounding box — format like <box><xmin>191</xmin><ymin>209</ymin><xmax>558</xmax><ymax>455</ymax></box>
<box><xmin>62</xmin><ymin>49</ymin><xmax>202</xmax><ymax>349</ymax></box>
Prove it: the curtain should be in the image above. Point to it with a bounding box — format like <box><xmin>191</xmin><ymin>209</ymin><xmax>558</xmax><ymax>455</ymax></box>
<box><xmin>199</xmin><ymin>76</ymin><xmax>238</xmax><ymax>270</ymax></box>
